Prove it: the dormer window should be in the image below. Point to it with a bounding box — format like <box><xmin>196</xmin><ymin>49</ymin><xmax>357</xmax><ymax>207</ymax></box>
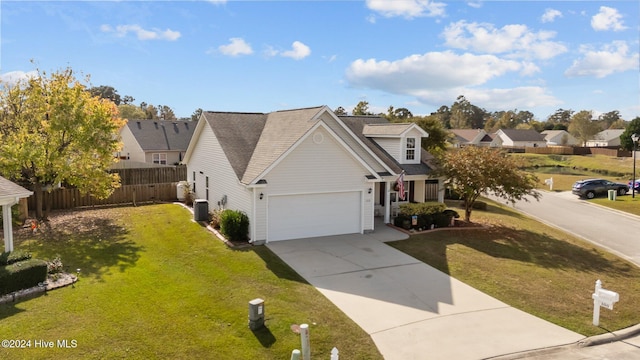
<box><xmin>405</xmin><ymin>138</ymin><xmax>415</xmax><ymax>161</ymax></box>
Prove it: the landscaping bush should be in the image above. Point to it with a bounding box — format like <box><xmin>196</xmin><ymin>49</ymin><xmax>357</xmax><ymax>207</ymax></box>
<box><xmin>209</xmin><ymin>208</ymin><xmax>224</xmax><ymax>229</ymax></box>
<box><xmin>0</xmin><ymin>259</ymin><xmax>48</xmax><ymax>295</ymax></box>
<box><xmin>0</xmin><ymin>250</ymin><xmax>32</xmax><ymax>266</ymax></box>
<box><xmin>219</xmin><ymin>209</ymin><xmax>249</xmax><ymax>242</ymax></box>
<box><xmin>399</xmin><ymin>202</ymin><xmax>446</xmax><ymax>216</ymax></box>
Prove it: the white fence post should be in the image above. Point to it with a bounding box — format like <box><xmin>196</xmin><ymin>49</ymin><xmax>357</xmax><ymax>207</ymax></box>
<box><xmin>330</xmin><ymin>347</ymin><xmax>339</xmax><ymax>360</ymax></box>
<box><xmin>300</xmin><ymin>323</ymin><xmax>310</xmax><ymax>360</ymax></box>
<box><xmin>291</xmin><ymin>349</ymin><xmax>301</xmax><ymax>360</ymax></box>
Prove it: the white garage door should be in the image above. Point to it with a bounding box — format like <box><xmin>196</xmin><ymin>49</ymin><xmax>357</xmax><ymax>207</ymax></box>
<box><xmin>268</xmin><ymin>191</ymin><xmax>361</xmax><ymax>241</ymax></box>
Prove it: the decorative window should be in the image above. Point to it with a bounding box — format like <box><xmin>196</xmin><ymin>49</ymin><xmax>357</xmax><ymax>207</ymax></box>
<box><xmin>405</xmin><ymin>138</ymin><xmax>416</xmax><ymax>161</ymax></box>
<box><xmin>152</xmin><ymin>153</ymin><xmax>167</xmax><ymax>165</ymax></box>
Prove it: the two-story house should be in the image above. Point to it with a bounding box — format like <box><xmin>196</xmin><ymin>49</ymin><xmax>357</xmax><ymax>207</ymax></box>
<box><xmin>117</xmin><ymin>120</ymin><xmax>196</xmax><ymax>165</ymax></box>
<box><xmin>183</xmin><ymin>106</ymin><xmax>442</xmax><ymax>243</ymax></box>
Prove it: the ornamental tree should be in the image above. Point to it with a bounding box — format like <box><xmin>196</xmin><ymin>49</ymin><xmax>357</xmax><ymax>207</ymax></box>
<box><xmin>436</xmin><ymin>146</ymin><xmax>540</xmax><ymax>222</ymax></box>
<box><xmin>0</xmin><ymin>67</ymin><xmax>125</xmax><ymax>219</ymax></box>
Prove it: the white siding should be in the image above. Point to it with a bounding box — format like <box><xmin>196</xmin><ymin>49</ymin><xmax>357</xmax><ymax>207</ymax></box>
<box><xmin>186</xmin><ymin>123</ymin><xmax>254</xmax><ymax>237</ymax></box>
<box><xmin>118</xmin><ymin>126</ymin><xmax>145</xmax><ymax>162</ymax></box>
<box><xmin>261</xmin><ymin>127</ymin><xmax>374</xmax><ymax>235</ymax></box>
<box><xmin>373</xmin><ymin>138</ymin><xmax>401</xmax><ymax>162</ymax></box>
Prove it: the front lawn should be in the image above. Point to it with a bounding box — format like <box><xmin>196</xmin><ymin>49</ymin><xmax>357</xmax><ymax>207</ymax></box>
<box><xmin>388</xmin><ymin>201</ymin><xmax>640</xmax><ymax>337</ymax></box>
<box><xmin>0</xmin><ymin>204</ymin><xmax>382</xmax><ymax>359</ymax></box>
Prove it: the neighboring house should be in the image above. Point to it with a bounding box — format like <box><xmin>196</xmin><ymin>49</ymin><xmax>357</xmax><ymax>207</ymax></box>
<box><xmin>585</xmin><ymin>129</ymin><xmax>624</xmax><ymax>147</ymax></box>
<box><xmin>183</xmin><ymin>105</ymin><xmax>443</xmax><ymax>243</ymax></box>
<box><xmin>117</xmin><ymin>120</ymin><xmax>196</xmax><ymax>165</ymax></box>
<box><xmin>541</xmin><ymin>130</ymin><xmax>579</xmax><ymax>146</ymax></box>
<box><xmin>449</xmin><ymin>129</ymin><xmax>498</xmax><ymax>147</ymax></box>
<box><xmin>494</xmin><ymin>129</ymin><xmax>547</xmax><ymax>148</ymax></box>
<box><xmin>0</xmin><ymin>176</ymin><xmax>33</xmax><ymax>252</ymax></box>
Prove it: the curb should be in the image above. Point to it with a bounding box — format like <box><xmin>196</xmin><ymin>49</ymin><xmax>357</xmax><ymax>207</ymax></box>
<box><xmin>577</xmin><ymin>323</ymin><xmax>640</xmax><ymax>347</ymax></box>
<box><xmin>487</xmin><ymin>323</ymin><xmax>640</xmax><ymax>359</ymax></box>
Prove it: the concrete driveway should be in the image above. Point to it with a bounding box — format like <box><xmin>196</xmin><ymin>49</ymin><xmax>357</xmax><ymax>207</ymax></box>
<box><xmin>267</xmin><ymin>223</ymin><xmax>584</xmax><ymax>360</ymax></box>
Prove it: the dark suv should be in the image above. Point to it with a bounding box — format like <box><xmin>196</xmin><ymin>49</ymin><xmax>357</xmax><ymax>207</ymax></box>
<box><xmin>572</xmin><ymin>179</ymin><xmax>629</xmax><ymax>199</ymax></box>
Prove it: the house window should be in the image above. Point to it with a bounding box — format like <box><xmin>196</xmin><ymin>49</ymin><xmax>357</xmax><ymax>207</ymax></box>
<box><xmin>205</xmin><ymin>176</ymin><xmax>209</xmax><ymax>201</ymax></box>
<box><xmin>192</xmin><ymin>171</ymin><xmax>196</xmax><ymax>193</ymax></box>
<box><xmin>152</xmin><ymin>153</ymin><xmax>167</xmax><ymax>165</ymax></box>
<box><xmin>406</xmin><ymin>138</ymin><xmax>415</xmax><ymax>161</ymax></box>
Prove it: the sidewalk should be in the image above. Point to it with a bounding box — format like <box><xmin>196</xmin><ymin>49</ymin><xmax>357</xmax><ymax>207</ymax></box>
<box><xmin>267</xmin><ymin>223</ymin><xmax>585</xmax><ymax>360</ymax></box>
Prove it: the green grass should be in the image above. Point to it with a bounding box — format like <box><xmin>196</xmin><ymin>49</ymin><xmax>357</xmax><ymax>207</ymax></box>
<box><xmin>0</xmin><ymin>204</ymin><xmax>382</xmax><ymax>360</ymax></box>
<box><xmin>388</xmin><ymin>201</ymin><xmax>640</xmax><ymax>337</ymax></box>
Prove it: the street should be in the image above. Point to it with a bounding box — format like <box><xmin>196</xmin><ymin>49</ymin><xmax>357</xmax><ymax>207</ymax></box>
<box><xmin>494</xmin><ymin>191</ymin><xmax>640</xmax><ymax>267</ymax></box>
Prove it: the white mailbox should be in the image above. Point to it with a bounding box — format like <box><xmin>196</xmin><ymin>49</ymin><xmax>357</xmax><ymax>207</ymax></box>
<box><xmin>593</xmin><ymin>288</ymin><xmax>619</xmax><ymax>310</ymax></box>
<box><xmin>592</xmin><ymin>280</ymin><xmax>619</xmax><ymax>326</ymax></box>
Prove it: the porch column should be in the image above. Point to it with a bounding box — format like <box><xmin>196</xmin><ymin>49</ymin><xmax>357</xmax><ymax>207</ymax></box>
<box><xmin>384</xmin><ymin>181</ymin><xmax>392</xmax><ymax>224</ymax></box>
<box><xmin>3</xmin><ymin>203</ymin><xmax>14</xmax><ymax>252</ymax></box>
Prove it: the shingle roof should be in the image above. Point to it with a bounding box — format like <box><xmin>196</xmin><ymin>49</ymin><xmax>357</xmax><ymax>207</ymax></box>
<box><xmin>592</xmin><ymin>129</ymin><xmax>624</xmax><ymax>141</ymax></box>
<box><xmin>0</xmin><ymin>176</ymin><xmax>32</xmax><ymax>201</ymax></box>
<box><xmin>498</xmin><ymin>129</ymin><xmax>545</xmax><ymax>142</ymax></box>
<box><xmin>450</xmin><ymin>129</ymin><xmax>484</xmax><ymax>143</ymax></box>
<box><xmin>363</xmin><ymin>123</ymin><xmax>414</xmax><ymax>136</ymax></box>
<box><xmin>202</xmin><ymin>111</ymin><xmax>267</xmax><ymax>181</ymax></box>
<box><xmin>126</xmin><ymin>120</ymin><xmax>196</xmax><ymax>151</ymax></box>
<box><xmin>340</xmin><ymin>116</ymin><xmax>433</xmax><ymax>176</ymax></box>
<box><xmin>241</xmin><ymin>107</ymin><xmax>324</xmax><ymax>184</ymax></box>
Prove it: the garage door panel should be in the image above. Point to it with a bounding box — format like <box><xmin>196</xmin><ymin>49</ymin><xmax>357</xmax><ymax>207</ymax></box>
<box><xmin>268</xmin><ymin>192</ymin><xmax>361</xmax><ymax>241</ymax></box>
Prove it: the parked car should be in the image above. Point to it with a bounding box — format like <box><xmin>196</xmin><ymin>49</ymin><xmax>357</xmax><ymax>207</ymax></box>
<box><xmin>572</xmin><ymin>179</ymin><xmax>629</xmax><ymax>199</ymax></box>
<box><xmin>629</xmin><ymin>179</ymin><xmax>640</xmax><ymax>191</ymax></box>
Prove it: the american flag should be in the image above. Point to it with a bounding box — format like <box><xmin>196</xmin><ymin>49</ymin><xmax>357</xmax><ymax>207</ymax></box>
<box><xmin>396</xmin><ymin>172</ymin><xmax>405</xmax><ymax>200</ymax></box>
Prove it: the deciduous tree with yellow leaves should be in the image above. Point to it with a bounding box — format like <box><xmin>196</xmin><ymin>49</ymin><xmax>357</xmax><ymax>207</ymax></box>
<box><xmin>0</xmin><ymin>66</ymin><xmax>125</xmax><ymax>219</ymax></box>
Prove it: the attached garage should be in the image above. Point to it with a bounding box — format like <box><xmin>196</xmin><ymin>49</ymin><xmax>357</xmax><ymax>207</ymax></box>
<box><xmin>267</xmin><ymin>191</ymin><xmax>362</xmax><ymax>241</ymax></box>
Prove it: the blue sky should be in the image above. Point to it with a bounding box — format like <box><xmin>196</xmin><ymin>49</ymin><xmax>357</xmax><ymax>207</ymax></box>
<box><xmin>1</xmin><ymin>1</ymin><xmax>639</xmax><ymax>121</ymax></box>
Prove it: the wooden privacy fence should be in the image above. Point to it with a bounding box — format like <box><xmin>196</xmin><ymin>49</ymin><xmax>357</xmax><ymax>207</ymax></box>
<box><xmin>113</xmin><ymin>166</ymin><xmax>186</xmax><ymax>185</ymax></box>
<box><xmin>28</xmin><ymin>183</ymin><xmax>179</xmax><ymax>210</ymax></box>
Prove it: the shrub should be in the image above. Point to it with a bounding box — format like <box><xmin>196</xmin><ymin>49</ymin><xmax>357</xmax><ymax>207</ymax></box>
<box><xmin>47</xmin><ymin>256</ymin><xmax>64</xmax><ymax>274</ymax></box>
<box><xmin>0</xmin><ymin>259</ymin><xmax>48</xmax><ymax>295</ymax></box>
<box><xmin>219</xmin><ymin>209</ymin><xmax>250</xmax><ymax>242</ymax></box>
<box><xmin>0</xmin><ymin>250</ymin><xmax>32</xmax><ymax>266</ymax></box>
<box><xmin>399</xmin><ymin>202</ymin><xmax>446</xmax><ymax>216</ymax></box>
<box><xmin>209</xmin><ymin>208</ymin><xmax>224</xmax><ymax>229</ymax></box>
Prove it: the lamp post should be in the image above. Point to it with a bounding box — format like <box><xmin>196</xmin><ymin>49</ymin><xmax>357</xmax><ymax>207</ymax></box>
<box><xmin>632</xmin><ymin>133</ymin><xmax>639</xmax><ymax>198</ymax></box>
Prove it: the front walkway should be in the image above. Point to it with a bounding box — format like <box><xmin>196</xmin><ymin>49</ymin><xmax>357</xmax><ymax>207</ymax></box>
<box><xmin>267</xmin><ymin>223</ymin><xmax>584</xmax><ymax>360</ymax></box>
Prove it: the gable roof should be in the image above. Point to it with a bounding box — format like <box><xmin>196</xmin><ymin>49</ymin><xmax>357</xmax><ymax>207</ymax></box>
<box><xmin>362</xmin><ymin>123</ymin><xmax>428</xmax><ymax>138</ymax></box>
<box><xmin>241</xmin><ymin>107</ymin><xmax>326</xmax><ymax>184</ymax></box>
<box><xmin>340</xmin><ymin>115</ymin><xmax>434</xmax><ymax>176</ymax></box>
<box><xmin>125</xmin><ymin>120</ymin><xmax>196</xmax><ymax>151</ymax></box>
<box><xmin>201</xmin><ymin>111</ymin><xmax>267</xmax><ymax>180</ymax></box>
<box><xmin>497</xmin><ymin>129</ymin><xmax>546</xmax><ymax>142</ymax></box>
<box><xmin>0</xmin><ymin>176</ymin><xmax>32</xmax><ymax>205</ymax></box>
<box><xmin>591</xmin><ymin>129</ymin><xmax>624</xmax><ymax>141</ymax></box>
<box><xmin>450</xmin><ymin>129</ymin><xmax>485</xmax><ymax>143</ymax></box>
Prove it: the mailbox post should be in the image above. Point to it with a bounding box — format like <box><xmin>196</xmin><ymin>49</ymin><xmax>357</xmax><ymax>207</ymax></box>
<box><xmin>592</xmin><ymin>280</ymin><xmax>619</xmax><ymax>326</ymax></box>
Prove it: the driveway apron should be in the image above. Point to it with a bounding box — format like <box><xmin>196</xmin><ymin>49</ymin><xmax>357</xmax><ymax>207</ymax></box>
<box><xmin>267</xmin><ymin>224</ymin><xmax>584</xmax><ymax>360</ymax></box>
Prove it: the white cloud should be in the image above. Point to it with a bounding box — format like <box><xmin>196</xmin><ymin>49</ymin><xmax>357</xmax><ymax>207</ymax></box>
<box><xmin>345</xmin><ymin>51</ymin><xmax>523</xmax><ymax>93</ymax></box>
<box><xmin>218</xmin><ymin>37</ymin><xmax>253</xmax><ymax>56</ymax></box>
<box><xmin>565</xmin><ymin>41</ymin><xmax>639</xmax><ymax>78</ymax></box>
<box><xmin>591</xmin><ymin>6</ymin><xmax>627</xmax><ymax>31</ymax></box>
<box><xmin>101</xmin><ymin>24</ymin><xmax>181</xmax><ymax>41</ymax></box>
<box><xmin>366</xmin><ymin>0</ymin><xmax>446</xmax><ymax>19</ymax></box>
<box><xmin>281</xmin><ymin>41</ymin><xmax>311</xmax><ymax>60</ymax></box>
<box><xmin>541</xmin><ymin>9</ymin><xmax>562</xmax><ymax>23</ymax></box>
<box><xmin>0</xmin><ymin>70</ymin><xmax>38</xmax><ymax>86</ymax></box>
<box><xmin>442</xmin><ymin>20</ymin><xmax>567</xmax><ymax>60</ymax></box>
<box><xmin>467</xmin><ymin>1</ymin><xmax>483</xmax><ymax>9</ymax></box>
<box><xmin>206</xmin><ymin>0</ymin><xmax>227</xmax><ymax>4</ymax></box>
<box><xmin>345</xmin><ymin>51</ymin><xmax>562</xmax><ymax>111</ymax></box>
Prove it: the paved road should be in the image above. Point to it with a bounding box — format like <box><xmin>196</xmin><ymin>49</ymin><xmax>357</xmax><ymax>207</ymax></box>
<box><xmin>493</xmin><ymin>191</ymin><xmax>640</xmax><ymax>267</ymax></box>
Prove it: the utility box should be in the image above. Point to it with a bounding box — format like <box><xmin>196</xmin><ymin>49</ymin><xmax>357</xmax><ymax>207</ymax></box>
<box><xmin>248</xmin><ymin>298</ymin><xmax>265</xmax><ymax>330</ymax></box>
<box><xmin>608</xmin><ymin>190</ymin><xmax>616</xmax><ymax>201</ymax></box>
<box><xmin>193</xmin><ymin>199</ymin><xmax>209</xmax><ymax>222</ymax></box>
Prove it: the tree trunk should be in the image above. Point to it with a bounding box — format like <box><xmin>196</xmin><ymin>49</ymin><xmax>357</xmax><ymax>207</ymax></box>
<box><xmin>33</xmin><ymin>182</ymin><xmax>44</xmax><ymax>220</ymax></box>
<box><xmin>44</xmin><ymin>190</ymin><xmax>51</xmax><ymax>220</ymax></box>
